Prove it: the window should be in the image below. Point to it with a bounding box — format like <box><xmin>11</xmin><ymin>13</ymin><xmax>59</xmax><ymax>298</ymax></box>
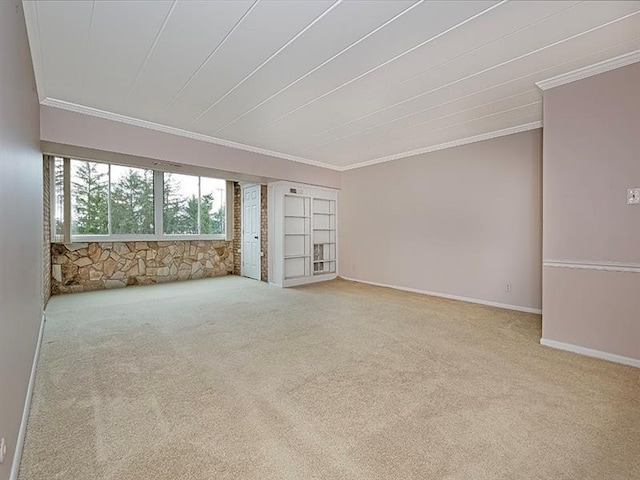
<box><xmin>110</xmin><ymin>164</ymin><xmax>154</xmax><ymax>235</ymax></box>
<box><xmin>70</xmin><ymin>160</ymin><xmax>109</xmax><ymax>235</ymax></box>
<box><xmin>163</xmin><ymin>173</ymin><xmax>226</xmax><ymax>235</ymax></box>
<box><xmin>52</xmin><ymin>157</ymin><xmax>227</xmax><ymax>241</ymax></box>
<box><xmin>164</xmin><ymin>173</ymin><xmax>199</xmax><ymax>235</ymax></box>
<box><xmin>200</xmin><ymin>176</ymin><xmax>226</xmax><ymax>235</ymax></box>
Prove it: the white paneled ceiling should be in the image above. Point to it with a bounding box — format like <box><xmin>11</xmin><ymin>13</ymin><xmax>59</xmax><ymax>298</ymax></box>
<box><xmin>23</xmin><ymin>0</ymin><xmax>640</xmax><ymax>170</ymax></box>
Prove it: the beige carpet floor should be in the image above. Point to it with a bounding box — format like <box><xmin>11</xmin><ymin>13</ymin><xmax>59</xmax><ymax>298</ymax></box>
<box><xmin>19</xmin><ymin>276</ymin><xmax>640</xmax><ymax>480</ymax></box>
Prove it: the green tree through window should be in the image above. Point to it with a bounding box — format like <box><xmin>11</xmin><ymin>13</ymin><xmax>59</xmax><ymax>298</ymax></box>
<box><xmin>110</xmin><ymin>166</ymin><xmax>154</xmax><ymax>234</ymax></box>
<box><xmin>65</xmin><ymin>160</ymin><xmax>225</xmax><ymax>238</ymax></box>
<box><xmin>71</xmin><ymin>161</ymin><xmax>108</xmax><ymax>235</ymax></box>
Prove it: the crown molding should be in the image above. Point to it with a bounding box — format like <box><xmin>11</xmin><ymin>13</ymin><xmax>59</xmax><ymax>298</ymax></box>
<box><xmin>340</xmin><ymin>121</ymin><xmax>542</xmax><ymax>171</ymax></box>
<box><xmin>41</xmin><ymin>99</ymin><xmax>544</xmax><ymax>174</ymax></box>
<box><xmin>535</xmin><ymin>49</ymin><xmax>640</xmax><ymax>91</ymax></box>
<box><xmin>40</xmin><ymin>98</ymin><xmax>342</xmax><ymax>171</ymax></box>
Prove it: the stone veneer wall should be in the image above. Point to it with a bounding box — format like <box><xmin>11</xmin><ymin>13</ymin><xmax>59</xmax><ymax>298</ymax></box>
<box><xmin>233</xmin><ymin>182</ymin><xmax>241</xmax><ymax>275</ymax></box>
<box><xmin>260</xmin><ymin>184</ymin><xmax>268</xmax><ymax>282</ymax></box>
<box><xmin>51</xmin><ymin>240</ymin><xmax>233</xmax><ymax>294</ymax></box>
<box><xmin>42</xmin><ymin>156</ymin><xmax>51</xmax><ymax>305</ymax></box>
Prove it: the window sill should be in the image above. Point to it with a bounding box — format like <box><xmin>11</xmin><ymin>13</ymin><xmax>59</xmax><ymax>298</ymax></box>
<box><xmin>61</xmin><ymin>234</ymin><xmax>229</xmax><ymax>243</ymax></box>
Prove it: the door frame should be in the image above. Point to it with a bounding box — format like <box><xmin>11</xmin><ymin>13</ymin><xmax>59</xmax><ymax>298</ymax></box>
<box><xmin>240</xmin><ymin>183</ymin><xmax>261</xmax><ymax>281</ymax></box>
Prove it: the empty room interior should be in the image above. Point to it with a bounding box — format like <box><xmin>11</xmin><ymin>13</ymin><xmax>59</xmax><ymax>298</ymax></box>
<box><xmin>2</xmin><ymin>0</ymin><xmax>640</xmax><ymax>479</ymax></box>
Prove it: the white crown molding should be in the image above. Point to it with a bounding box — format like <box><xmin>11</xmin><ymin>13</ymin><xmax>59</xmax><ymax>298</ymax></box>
<box><xmin>540</xmin><ymin>338</ymin><xmax>640</xmax><ymax>369</ymax></box>
<box><xmin>42</xmin><ymin>99</ymin><xmax>544</xmax><ymax>174</ymax></box>
<box><xmin>543</xmin><ymin>260</ymin><xmax>640</xmax><ymax>274</ymax></box>
<box><xmin>341</xmin><ymin>121</ymin><xmax>542</xmax><ymax>171</ymax></box>
<box><xmin>340</xmin><ymin>276</ymin><xmax>542</xmax><ymax>314</ymax></box>
<box><xmin>535</xmin><ymin>49</ymin><xmax>640</xmax><ymax>91</ymax></box>
<box><xmin>40</xmin><ymin>98</ymin><xmax>343</xmax><ymax>171</ymax></box>
<box><xmin>10</xmin><ymin>313</ymin><xmax>46</xmax><ymax>480</ymax></box>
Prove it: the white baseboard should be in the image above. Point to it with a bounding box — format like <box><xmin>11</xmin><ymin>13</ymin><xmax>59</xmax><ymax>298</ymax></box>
<box><xmin>540</xmin><ymin>338</ymin><xmax>640</xmax><ymax>368</ymax></box>
<box><xmin>339</xmin><ymin>276</ymin><xmax>542</xmax><ymax>314</ymax></box>
<box><xmin>10</xmin><ymin>312</ymin><xmax>46</xmax><ymax>480</ymax></box>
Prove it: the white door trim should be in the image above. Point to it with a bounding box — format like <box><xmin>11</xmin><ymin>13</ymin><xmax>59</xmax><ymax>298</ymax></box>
<box><xmin>241</xmin><ymin>184</ymin><xmax>261</xmax><ymax>281</ymax></box>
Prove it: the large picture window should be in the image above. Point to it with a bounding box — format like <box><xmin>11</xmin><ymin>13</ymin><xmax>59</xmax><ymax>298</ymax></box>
<box><xmin>52</xmin><ymin>157</ymin><xmax>228</xmax><ymax>241</ymax></box>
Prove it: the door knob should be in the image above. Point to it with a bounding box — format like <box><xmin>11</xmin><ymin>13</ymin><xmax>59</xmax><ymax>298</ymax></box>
<box><xmin>254</xmin><ymin>235</ymin><xmax>259</xmax><ymax>239</ymax></box>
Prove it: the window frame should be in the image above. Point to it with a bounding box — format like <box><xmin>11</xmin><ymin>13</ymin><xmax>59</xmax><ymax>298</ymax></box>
<box><xmin>51</xmin><ymin>156</ymin><xmax>231</xmax><ymax>243</ymax></box>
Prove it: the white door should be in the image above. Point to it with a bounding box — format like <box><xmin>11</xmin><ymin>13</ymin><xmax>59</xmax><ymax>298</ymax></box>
<box><xmin>241</xmin><ymin>184</ymin><xmax>260</xmax><ymax>280</ymax></box>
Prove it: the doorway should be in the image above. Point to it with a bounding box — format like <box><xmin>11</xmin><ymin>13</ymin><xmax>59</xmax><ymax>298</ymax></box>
<box><xmin>241</xmin><ymin>184</ymin><xmax>260</xmax><ymax>280</ymax></box>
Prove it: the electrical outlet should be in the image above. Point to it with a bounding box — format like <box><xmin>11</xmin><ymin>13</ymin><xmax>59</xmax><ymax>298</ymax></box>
<box><xmin>0</xmin><ymin>437</ymin><xmax>7</xmax><ymax>464</ymax></box>
<box><xmin>505</xmin><ymin>283</ymin><xmax>512</xmax><ymax>293</ymax></box>
<box><xmin>627</xmin><ymin>188</ymin><xmax>640</xmax><ymax>205</ymax></box>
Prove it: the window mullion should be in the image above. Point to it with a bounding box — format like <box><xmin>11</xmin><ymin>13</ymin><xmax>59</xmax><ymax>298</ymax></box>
<box><xmin>197</xmin><ymin>177</ymin><xmax>201</xmax><ymax>235</ymax></box>
<box><xmin>107</xmin><ymin>164</ymin><xmax>112</xmax><ymax>236</ymax></box>
<box><xmin>63</xmin><ymin>158</ymin><xmax>71</xmax><ymax>243</ymax></box>
<box><xmin>154</xmin><ymin>170</ymin><xmax>164</xmax><ymax>236</ymax></box>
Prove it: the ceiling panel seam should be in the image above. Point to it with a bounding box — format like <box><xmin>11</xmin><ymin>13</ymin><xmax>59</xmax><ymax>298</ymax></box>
<box><xmin>300</xmin><ymin>0</ymin><xmax>584</xmax><ymax>146</ymax></box>
<box><xmin>26</xmin><ymin>0</ymin><xmax>640</xmax><ymax>171</ymax></box>
<box><xmin>299</xmin><ymin>38</ymin><xmax>637</xmax><ymax>154</ymax></box>
<box><xmin>126</xmin><ymin>0</ymin><xmax>177</xmax><ymax>99</ymax></box>
<box><xmin>292</xmin><ymin>9</ymin><xmax>640</xmax><ymax>151</ymax></box>
<box><xmin>332</xmin><ymin>100</ymin><xmax>543</xmax><ymax>158</ymax></box>
<box><xmin>79</xmin><ymin>0</ymin><xmax>96</xmax><ymax>105</ymax></box>
<box><xmin>301</xmin><ymin>90</ymin><xmax>540</xmax><ymax>154</ymax></box>
<box><xmin>39</xmin><ymin>96</ymin><xmax>543</xmax><ymax>173</ymax></box>
<box><xmin>34</xmin><ymin>1</ymin><xmax>47</xmax><ymax>100</ymax></box>
<box><xmin>185</xmin><ymin>0</ymin><xmax>343</xmax><ymax>128</ymax></box>
<box><xmin>342</xmin><ymin>121</ymin><xmax>542</xmax><ymax>170</ymax></box>
<box><xmin>158</xmin><ymin>0</ymin><xmax>259</xmax><ymax>117</ymax></box>
<box><xmin>40</xmin><ymin>97</ymin><xmax>342</xmax><ymax>170</ymax></box>
<box><xmin>257</xmin><ymin>1</ymin><xmax>508</xmax><ymax>130</ymax></box>
<box><xmin>210</xmin><ymin>0</ymin><xmax>425</xmax><ymax>135</ymax></box>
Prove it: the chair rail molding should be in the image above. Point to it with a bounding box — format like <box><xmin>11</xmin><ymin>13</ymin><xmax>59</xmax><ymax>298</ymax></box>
<box><xmin>543</xmin><ymin>259</ymin><xmax>640</xmax><ymax>274</ymax></box>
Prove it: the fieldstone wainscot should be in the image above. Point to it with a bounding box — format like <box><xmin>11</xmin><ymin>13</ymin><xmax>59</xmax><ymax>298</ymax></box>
<box><xmin>51</xmin><ymin>240</ymin><xmax>234</xmax><ymax>294</ymax></box>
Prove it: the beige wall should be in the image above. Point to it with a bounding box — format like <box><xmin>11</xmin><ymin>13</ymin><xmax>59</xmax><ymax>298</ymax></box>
<box><xmin>543</xmin><ymin>268</ymin><xmax>639</xmax><ymax>360</ymax></box>
<box><xmin>0</xmin><ymin>2</ymin><xmax>43</xmax><ymax>479</ymax></box>
<box><xmin>40</xmin><ymin>106</ymin><xmax>341</xmax><ymax>189</ymax></box>
<box><xmin>339</xmin><ymin>129</ymin><xmax>543</xmax><ymax>311</ymax></box>
<box><xmin>542</xmin><ymin>63</ymin><xmax>640</xmax><ymax>361</ymax></box>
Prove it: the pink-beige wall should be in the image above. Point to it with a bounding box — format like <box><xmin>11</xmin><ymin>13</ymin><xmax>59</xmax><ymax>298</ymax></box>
<box><xmin>40</xmin><ymin>105</ymin><xmax>341</xmax><ymax>189</ymax></box>
<box><xmin>542</xmin><ymin>62</ymin><xmax>640</xmax><ymax>361</ymax></box>
<box><xmin>339</xmin><ymin>129</ymin><xmax>543</xmax><ymax>312</ymax></box>
<box><xmin>0</xmin><ymin>2</ymin><xmax>44</xmax><ymax>479</ymax></box>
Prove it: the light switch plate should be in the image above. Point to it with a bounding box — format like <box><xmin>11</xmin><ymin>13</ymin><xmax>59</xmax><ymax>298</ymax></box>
<box><xmin>628</xmin><ymin>188</ymin><xmax>640</xmax><ymax>205</ymax></box>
